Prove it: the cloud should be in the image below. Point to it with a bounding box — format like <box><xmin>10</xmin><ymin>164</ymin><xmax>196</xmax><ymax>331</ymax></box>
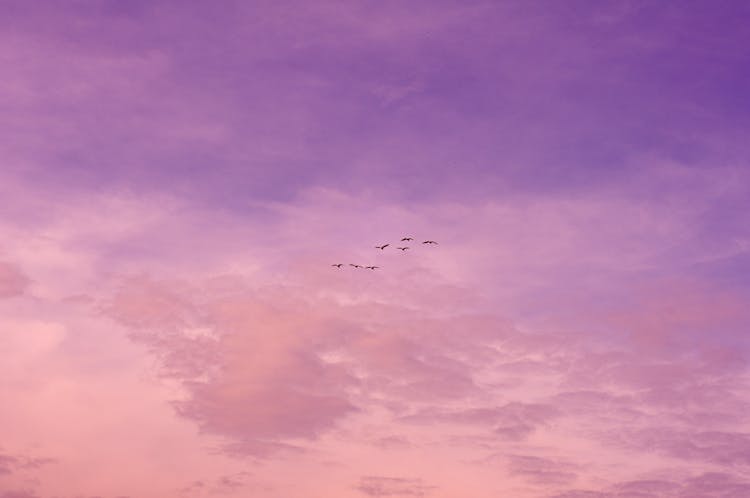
<box><xmin>610</xmin><ymin>428</ymin><xmax>750</xmax><ymax>467</ymax></box>
<box><xmin>2</xmin><ymin>158</ymin><xmax>750</xmax><ymax>496</ymax></box>
<box><xmin>371</xmin><ymin>435</ymin><xmax>411</xmax><ymax>449</ymax></box>
<box><xmin>178</xmin><ymin>480</ymin><xmax>205</xmax><ymax>496</ymax></box>
<box><xmin>506</xmin><ymin>454</ymin><xmax>578</xmax><ymax>486</ymax></box>
<box><xmin>0</xmin><ymin>0</ymin><xmax>748</xmax><ymax>496</ymax></box>
<box><xmin>102</xmin><ymin>269</ymin><xmax>522</xmax><ymax>455</ymax></box>
<box><xmin>81</xmin><ymin>183</ymin><xmax>750</xmax><ymax>498</ymax></box>
<box><xmin>611</xmin><ymin>479</ymin><xmax>680</xmax><ymax>497</ymax></box>
<box><xmin>355</xmin><ymin>476</ymin><xmax>435</xmax><ymax>497</ymax></box>
<box><xmin>214</xmin><ymin>474</ymin><xmax>245</xmax><ymax>492</ymax></box>
<box><xmin>0</xmin><ymin>451</ymin><xmax>54</xmax><ymax>476</ymax></box>
<box><xmin>680</xmin><ymin>472</ymin><xmax>750</xmax><ymax>497</ymax></box>
<box><xmin>548</xmin><ymin>492</ymin><xmax>610</xmax><ymax>498</ymax></box>
<box><xmin>105</xmin><ymin>276</ymin><xmax>360</xmax><ymax>452</ymax></box>
<box><xmin>0</xmin><ymin>491</ymin><xmax>40</xmax><ymax>498</ymax></box>
<box><xmin>0</xmin><ymin>262</ymin><xmax>29</xmax><ymax>298</ymax></box>
<box><xmin>0</xmin><ymin>454</ymin><xmax>15</xmax><ymax>475</ymax></box>
<box><xmin>492</xmin><ymin>403</ymin><xmax>560</xmax><ymax>441</ymax></box>
<box><xmin>401</xmin><ymin>402</ymin><xmax>560</xmax><ymax>441</ymax></box>
<box><xmin>548</xmin><ymin>471</ymin><xmax>750</xmax><ymax>498</ymax></box>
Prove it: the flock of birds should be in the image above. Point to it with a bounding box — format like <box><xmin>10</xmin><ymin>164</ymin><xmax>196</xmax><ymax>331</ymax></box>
<box><xmin>332</xmin><ymin>236</ymin><xmax>438</xmax><ymax>270</ymax></box>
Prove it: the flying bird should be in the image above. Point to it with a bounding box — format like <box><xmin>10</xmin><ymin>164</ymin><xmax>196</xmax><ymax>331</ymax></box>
<box><xmin>396</xmin><ymin>247</ymin><xmax>410</xmax><ymax>251</ymax></box>
<box><xmin>349</xmin><ymin>264</ymin><xmax>363</xmax><ymax>268</ymax></box>
<box><xmin>365</xmin><ymin>266</ymin><xmax>380</xmax><ymax>270</ymax></box>
<box><xmin>375</xmin><ymin>244</ymin><xmax>390</xmax><ymax>250</ymax></box>
<box><xmin>401</xmin><ymin>237</ymin><xmax>413</xmax><ymax>241</ymax></box>
<box><xmin>331</xmin><ymin>263</ymin><xmax>344</xmax><ymax>268</ymax></box>
<box><xmin>422</xmin><ymin>240</ymin><xmax>438</xmax><ymax>244</ymax></box>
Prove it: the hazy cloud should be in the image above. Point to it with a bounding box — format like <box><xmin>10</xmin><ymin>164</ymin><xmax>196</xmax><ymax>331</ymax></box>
<box><xmin>0</xmin><ymin>262</ymin><xmax>29</xmax><ymax>298</ymax></box>
<box><xmin>356</xmin><ymin>476</ymin><xmax>435</xmax><ymax>497</ymax></box>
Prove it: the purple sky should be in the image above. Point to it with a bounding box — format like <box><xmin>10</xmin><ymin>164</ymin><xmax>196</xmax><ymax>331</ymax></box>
<box><xmin>1</xmin><ymin>2</ymin><xmax>750</xmax><ymax>498</ymax></box>
<box><xmin>6</xmin><ymin>1</ymin><xmax>750</xmax><ymax>201</ymax></box>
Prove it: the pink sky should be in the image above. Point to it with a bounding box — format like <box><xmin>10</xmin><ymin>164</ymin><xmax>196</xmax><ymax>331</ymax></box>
<box><xmin>2</xmin><ymin>2</ymin><xmax>750</xmax><ymax>498</ymax></box>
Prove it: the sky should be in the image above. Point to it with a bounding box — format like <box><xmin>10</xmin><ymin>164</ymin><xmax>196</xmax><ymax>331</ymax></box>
<box><xmin>1</xmin><ymin>1</ymin><xmax>750</xmax><ymax>497</ymax></box>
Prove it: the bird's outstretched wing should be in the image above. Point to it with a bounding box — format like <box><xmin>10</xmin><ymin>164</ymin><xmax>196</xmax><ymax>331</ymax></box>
<box><xmin>401</xmin><ymin>237</ymin><xmax>413</xmax><ymax>241</ymax></box>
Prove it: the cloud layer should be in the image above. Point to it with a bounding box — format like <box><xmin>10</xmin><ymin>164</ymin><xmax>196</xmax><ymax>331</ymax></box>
<box><xmin>2</xmin><ymin>2</ymin><xmax>750</xmax><ymax>497</ymax></box>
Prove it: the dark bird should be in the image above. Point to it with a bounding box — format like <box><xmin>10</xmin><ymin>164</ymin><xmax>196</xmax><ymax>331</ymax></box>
<box><xmin>401</xmin><ymin>237</ymin><xmax>413</xmax><ymax>241</ymax></box>
<box><xmin>349</xmin><ymin>264</ymin><xmax>363</xmax><ymax>268</ymax></box>
<box><xmin>332</xmin><ymin>263</ymin><xmax>344</xmax><ymax>268</ymax></box>
<box><xmin>365</xmin><ymin>266</ymin><xmax>380</xmax><ymax>270</ymax></box>
<box><xmin>375</xmin><ymin>244</ymin><xmax>390</xmax><ymax>250</ymax></box>
<box><xmin>422</xmin><ymin>240</ymin><xmax>438</xmax><ymax>244</ymax></box>
<box><xmin>396</xmin><ymin>247</ymin><xmax>410</xmax><ymax>251</ymax></box>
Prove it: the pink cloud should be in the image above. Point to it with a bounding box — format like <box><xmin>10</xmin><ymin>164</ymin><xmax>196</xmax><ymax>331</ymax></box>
<box><xmin>547</xmin><ymin>472</ymin><xmax>750</xmax><ymax>498</ymax></box>
<box><xmin>604</xmin><ymin>279</ymin><xmax>750</xmax><ymax>360</ymax></box>
<box><xmin>0</xmin><ymin>456</ymin><xmax>14</xmax><ymax>475</ymax></box>
<box><xmin>679</xmin><ymin>472</ymin><xmax>750</xmax><ymax>497</ymax></box>
<box><xmin>0</xmin><ymin>262</ymin><xmax>29</xmax><ymax>298</ymax></box>
<box><xmin>610</xmin><ymin>428</ymin><xmax>750</xmax><ymax>467</ymax></box>
<box><xmin>370</xmin><ymin>435</ymin><xmax>411</xmax><ymax>450</ymax></box>
<box><xmin>611</xmin><ymin>479</ymin><xmax>681</xmax><ymax>496</ymax></box>
<box><xmin>105</xmin><ymin>278</ymin><xmax>361</xmax><ymax>451</ymax></box>
<box><xmin>400</xmin><ymin>402</ymin><xmax>560</xmax><ymax>442</ymax></box>
<box><xmin>74</xmin><ymin>183</ymin><xmax>747</xmax><ymax>497</ymax></box>
<box><xmin>355</xmin><ymin>476</ymin><xmax>435</xmax><ymax>497</ymax></box>
<box><xmin>103</xmin><ymin>274</ymin><xmax>520</xmax><ymax>455</ymax></box>
<box><xmin>548</xmin><ymin>491</ymin><xmax>610</xmax><ymax>498</ymax></box>
<box><xmin>0</xmin><ymin>451</ymin><xmax>54</xmax><ymax>476</ymax></box>
<box><xmin>505</xmin><ymin>454</ymin><xmax>578</xmax><ymax>486</ymax></box>
<box><xmin>0</xmin><ymin>492</ymin><xmax>40</xmax><ymax>498</ymax></box>
<box><xmin>2</xmin><ymin>166</ymin><xmax>750</xmax><ymax>497</ymax></box>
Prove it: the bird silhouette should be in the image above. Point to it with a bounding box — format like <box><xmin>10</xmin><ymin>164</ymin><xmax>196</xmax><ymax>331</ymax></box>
<box><xmin>332</xmin><ymin>263</ymin><xmax>344</xmax><ymax>268</ymax></box>
<box><xmin>375</xmin><ymin>244</ymin><xmax>390</xmax><ymax>250</ymax></box>
<box><xmin>365</xmin><ymin>266</ymin><xmax>380</xmax><ymax>270</ymax></box>
<box><xmin>396</xmin><ymin>247</ymin><xmax>410</xmax><ymax>251</ymax></box>
<box><xmin>349</xmin><ymin>264</ymin><xmax>363</xmax><ymax>268</ymax></box>
<box><xmin>422</xmin><ymin>240</ymin><xmax>438</xmax><ymax>244</ymax></box>
<box><xmin>401</xmin><ymin>237</ymin><xmax>413</xmax><ymax>241</ymax></box>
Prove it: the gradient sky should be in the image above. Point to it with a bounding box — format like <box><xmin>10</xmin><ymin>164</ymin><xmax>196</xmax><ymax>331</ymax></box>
<box><xmin>2</xmin><ymin>2</ymin><xmax>750</xmax><ymax>497</ymax></box>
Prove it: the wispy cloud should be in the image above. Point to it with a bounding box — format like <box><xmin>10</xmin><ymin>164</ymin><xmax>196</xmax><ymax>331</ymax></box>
<box><xmin>356</xmin><ymin>476</ymin><xmax>435</xmax><ymax>497</ymax></box>
<box><xmin>0</xmin><ymin>262</ymin><xmax>29</xmax><ymax>298</ymax></box>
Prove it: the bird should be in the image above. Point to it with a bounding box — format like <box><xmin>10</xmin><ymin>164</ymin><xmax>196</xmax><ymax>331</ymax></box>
<box><xmin>396</xmin><ymin>247</ymin><xmax>410</xmax><ymax>251</ymax></box>
<box><xmin>349</xmin><ymin>264</ymin><xmax>363</xmax><ymax>268</ymax></box>
<box><xmin>401</xmin><ymin>237</ymin><xmax>413</xmax><ymax>242</ymax></box>
<box><xmin>375</xmin><ymin>244</ymin><xmax>390</xmax><ymax>250</ymax></box>
<box><xmin>422</xmin><ymin>240</ymin><xmax>438</xmax><ymax>244</ymax></box>
<box><xmin>365</xmin><ymin>266</ymin><xmax>380</xmax><ymax>270</ymax></box>
<box><xmin>332</xmin><ymin>263</ymin><xmax>344</xmax><ymax>268</ymax></box>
